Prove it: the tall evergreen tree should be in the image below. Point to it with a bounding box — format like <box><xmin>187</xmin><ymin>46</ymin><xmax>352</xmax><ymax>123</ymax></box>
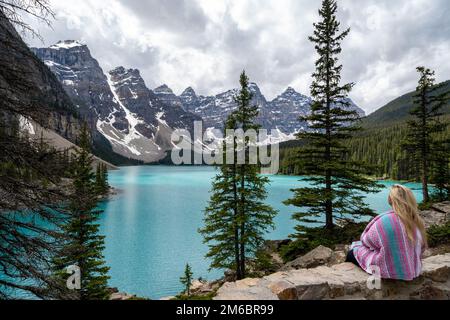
<box><xmin>403</xmin><ymin>67</ymin><xmax>449</xmax><ymax>203</ymax></box>
<box><xmin>285</xmin><ymin>0</ymin><xmax>380</xmax><ymax>235</ymax></box>
<box><xmin>233</xmin><ymin>72</ymin><xmax>278</xmax><ymax>278</ymax></box>
<box><xmin>200</xmin><ymin>72</ymin><xmax>277</xmax><ymax>280</ymax></box>
<box><xmin>200</xmin><ymin>135</ymin><xmax>242</xmax><ymax>278</ymax></box>
<box><xmin>95</xmin><ymin>163</ymin><xmax>109</xmax><ymax>196</ymax></box>
<box><xmin>51</xmin><ymin>124</ymin><xmax>110</xmax><ymax>300</ymax></box>
<box><xmin>95</xmin><ymin>163</ymin><xmax>102</xmax><ymax>194</ymax></box>
<box><xmin>101</xmin><ymin>164</ymin><xmax>109</xmax><ymax>192</ymax></box>
<box><xmin>179</xmin><ymin>264</ymin><xmax>194</xmax><ymax>297</ymax></box>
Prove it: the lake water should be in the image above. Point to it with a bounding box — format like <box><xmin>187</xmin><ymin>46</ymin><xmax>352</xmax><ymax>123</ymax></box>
<box><xmin>98</xmin><ymin>166</ymin><xmax>424</xmax><ymax>299</ymax></box>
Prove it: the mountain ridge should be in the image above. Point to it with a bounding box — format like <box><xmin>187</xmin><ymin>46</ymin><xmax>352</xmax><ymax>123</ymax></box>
<box><xmin>363</xmin><ymin>80</ymin><xmax>450</xmax><ymax>128</ymax></box>
<box><xmin>32</xmin><ymin>40</ymin><xmax>366</xmax><ymax>164</ymax></box>
<box><xmin>32</xmin><ymin>42</ymin><xmax>202</xmax><ymax>163</ymax></box>
<box><xmin>156</xmin><ymin>82</ymin><xmax>365</xmax><ymax>133</ymax></box>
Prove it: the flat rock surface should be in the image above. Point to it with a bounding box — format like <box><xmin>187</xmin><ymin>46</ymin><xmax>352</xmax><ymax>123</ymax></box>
<box><xmin>420</xmin><ymin>202</ymin><xmax>449</xmax><ymax>228</ymax></box>
<box><xmin>214</xmin><ymin>254</ymin><xmax>450</xmax><ymax>300</ymax></box>
<box><xmin>281</xmin><ymin>245</ymin><xmax>334</xmax><ymax>271</ymax></box>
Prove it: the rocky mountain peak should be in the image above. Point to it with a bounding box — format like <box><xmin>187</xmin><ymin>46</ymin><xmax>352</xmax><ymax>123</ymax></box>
<box><xmin>154</xmin><ymin>84</ymin><xmax>174</xmax><ymax>95</ymax></box>
<box><xmin>109</xmin><ymin>67</ymin><xmax>143</xmax><ymax>86</ymax></box>
<box><xmin>181</xmin><ymin>87</ymin><xmax>197</xmax><ymax>97</ymax></box>
<box><xmin>247</xmin><ymin>82</ymin><xmax>265</xmax><ymax>98</ymax></box>
<box><xmin>278</xmin><ymin>86</ymin><xmax>309</xmax><ymax>101</ymax></box>
<box><xmin>32</xmin><ymin>40</ymin><xmax>117</xmax><ymax>121</ymax></box>
<box><xmin>33</xmin><ymin>41</ymin><xmax>202</xmax><ymax>163</ymax></box>
<box><xmin>110</xmin><ymin>66</ymin><xmax>127</xmax><ymax>75</ymax></box>
<box><xmin>33</xmin><ymin>39</ymin><xmax>367</xmax><ymax>161</ymax></box>
<box><xmin>248</xmin><ymin>82</ymin><xmax>260</xmax><ymax>91</ymax></box>
<box><xmin>49</xmin><ymin>40</ymin><xmax>85</xmax><ymax>50</ymax></box>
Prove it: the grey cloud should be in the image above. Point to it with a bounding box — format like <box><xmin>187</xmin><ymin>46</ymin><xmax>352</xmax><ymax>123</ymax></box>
<box><xmin>23</xmin><ymin>0</ymin><xmax>450</xmax><ymax>113</ymax></box>
<box><xmin>117</xmin><ymin>0</ymin><xmax>212</xmax><ymax>50</ymax></box>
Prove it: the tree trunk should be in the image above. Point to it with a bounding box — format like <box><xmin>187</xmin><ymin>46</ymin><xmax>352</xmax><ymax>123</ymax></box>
<box><xmin>239</xmin><ymin>166</ymin><xmax>246</xmax><ymax>278</ymax></box>
<box><xmin>421</xmin><ymin>95</ymin><xmax>430</xmax><ymax>204</ymax></box>
<box><xmin>240</xmin><ymin>222</ymin><xmax>246</xmax><ymax>279</ymax></box>
<box><xmin>232</xmin><ymin>163</ymin><xmax>242</xmax><ymax>280</ymax></box>
<box><xmin>422</xmin><ymin>159</ymin><xmax>430</xmax><ymax>203</ymax></box>
<box><xmin>324</xmin><ymin>43</ymin><xmax>334</xmax><ymax>230</ymax></box>
<box><xmin>325</xmin><ymin>171</ymin><xmax>333</xmax><ymax>229</ymax></box>
<box><xmin>325</xmin><ymin>99</ymin><xmax>333</xmax><ymax>229</ymax></box>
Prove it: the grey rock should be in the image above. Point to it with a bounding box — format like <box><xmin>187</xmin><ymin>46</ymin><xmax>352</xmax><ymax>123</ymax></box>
<box><xmin>431</xmin><ymin>202</ymin><xmax>450</xmax><ymax>214</ymax></box>
<box><xmin>178</xmin><ymin>85</ymin><xmax>365</xmax><ymax>136</ymax></box>
<box><xmin>32</xmin><ymin>42</ymin><xmax>201</xmax><ymax>163</ymax></box>
<box><xmin>214</xmin><ymin>254</ymin><xmax>450</xmax><ymax>300</ymax></box>
<box><xmin>110</xmin><ymin>292</ymin><xmax>137</xmax><ymax>300</ymax></box>
<box><xmin>281</xmin><ymin>245</ymin><xmax>334</xmax><ymax>270</ymax></box>
<box><xmin>420</xmin><ymin>208</ymin><xmax>449</xmax><ymax>229</ymax></box>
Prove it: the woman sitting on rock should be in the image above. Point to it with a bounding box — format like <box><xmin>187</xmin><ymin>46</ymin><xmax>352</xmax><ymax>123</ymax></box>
<box><xmin>346</xmin><ymin>184</ymin><xmax>427</xmax><ymax>281</ymax></box>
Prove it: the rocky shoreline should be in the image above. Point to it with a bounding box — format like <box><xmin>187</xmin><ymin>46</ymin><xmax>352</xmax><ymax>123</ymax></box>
<box><xmin>214</xmin><ymin>253</ymin><xmax>450</xmax><ymax>300</ymax></box>
<box><xmin>185</xmin><ymin>202</ymin><xmax>450</xmax><ymax>300</ymax></box>
<box><xmin>112</xmin><ymin>202</ymin><xmax>450</xmax><ymax>301</ymax></box>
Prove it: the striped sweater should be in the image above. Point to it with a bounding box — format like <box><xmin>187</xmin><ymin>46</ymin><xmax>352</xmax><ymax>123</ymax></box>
<box><xmin>351</xmin><ymin>212</ymin><xmax>424</xmax><ymax>281</ymax></box>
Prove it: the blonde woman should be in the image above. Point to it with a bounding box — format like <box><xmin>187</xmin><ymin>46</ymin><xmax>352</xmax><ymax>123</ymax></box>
<box><xmin>346</xmin><ymin>185</ymin><xmax>428</xmax><ymax>281</ymax></box>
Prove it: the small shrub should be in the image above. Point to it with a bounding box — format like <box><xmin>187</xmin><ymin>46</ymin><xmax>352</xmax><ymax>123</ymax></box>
<box><xmin>252</xmin><ymin>249</ymin><xmax>278</xmax><ymax>275</ymax></box>
<box><xmin>419</xmin><ymin>201</ymin><xmax>434</xmax><ymax>211</ymax></box>
<box><xmin>173</xmin><ymin>292</ymin><xmax>216</xmax><ymax>301</ymax></box>
<box><xmin>427</xmin><ymin>222</ymin><xmax>450</xmax><ymax>248</ymax></box>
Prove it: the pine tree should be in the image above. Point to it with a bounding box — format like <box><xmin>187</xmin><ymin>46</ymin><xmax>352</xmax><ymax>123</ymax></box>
<box><xmin>199</xmin><ymin>143</ymin><xmax>241</xmax><ymax>277</ymax></box>
<box><xmin>200</xmin><ymin>114</ymin><xmax>244</xmax><ymax>278</ymax></box>
<box><xmin>200</xmin><ymin>71</ymin><xmax>277</xmax><ymax>280</ymax></box>
<box><xmin>285</xmin><ymin>0</ymin><xmax>380</xmax><ymax>237</ymax></box>
<box><xmin>179</xmin><ymin>264</ymin><xmax>194</xmax><ymax>296</ymax></box>
<box><xmin>403</xmin><ymin>67</ymin><xmax>449</xmax><ymax>204</ymax></box>
<box><xmin>95</xmin><ymin>163</ymin><xmax>103</xmax><ymax>194</ymax></box>
<box><xmin>94</xmin><ymin>163</ymin><xmax>110</xmax><ymax>196</ymax></box>
<box><xmin>51</xmin><ymin>124</ymin><xmax>110</xmax><ymax>300</ymax></box>
<box><xmin>233</xmin><ymin>71</ymin><xmax>278</xmax><ymax>278</ymax></box>
<box><xmin>101</xmin><ymin>164</ymin><xmax>109</xmax><ymax>193</ymax></box>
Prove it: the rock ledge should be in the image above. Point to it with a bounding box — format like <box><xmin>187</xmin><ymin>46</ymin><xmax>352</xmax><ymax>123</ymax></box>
<box><xmin>214</xmin><ymin>254</ymin><xmax>450</xmax><ymax>300</ymax></box>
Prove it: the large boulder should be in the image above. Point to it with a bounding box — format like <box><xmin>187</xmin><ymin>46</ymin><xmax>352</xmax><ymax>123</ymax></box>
<box><xmin>110</xmin><ymin>292</ymin><xmax>137</xmax><ymax>300</ymax></box>
<box><xmin>214</xmin><ymin>254</ymin><xmax>450</xmax><ymax>300</ymax></box>
<box><xmin>189</xmin><ymin>279</ymin><xmax>222</xmax><ymax>296</ymax></box>
<box><xmin>420</xmin><ymin>202</ymin><xmax>449</xmax><ymax>228</ymax></box>
<box><xmin>281</xmin><ymin>246</ymin><xmax>334</xmax><ymax>271</ymax></box>
<box><xmin>420</xmin><ymin>210</ymin><xmax>448</xmax><ymax>229</ymax></box>
<box><xmin>431</xmin><ymin>202</ymin><xmax>450</xmax><ymax>214</ymax></box>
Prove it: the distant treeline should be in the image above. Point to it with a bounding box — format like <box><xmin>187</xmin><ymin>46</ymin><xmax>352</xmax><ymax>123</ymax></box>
<box><xmin>279</xmin><ymin>119</ymin><xmax>450</xmax><ymax>181</ymax></box>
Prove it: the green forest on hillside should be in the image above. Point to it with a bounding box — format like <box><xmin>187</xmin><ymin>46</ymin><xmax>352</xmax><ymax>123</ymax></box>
<box><xmin>279</xmin><ymin>80</ymin><xmax>450</xmax><ymax>181</ymax></box>
<box><xmin>362</xmin><ymin>81</ymin><xmax>450</xmax><ymax>128</ymax></box>
<box><xmin>280</xmin><ymin>121</ymin><xmax>450</xmax><ymax>180</ymax></box>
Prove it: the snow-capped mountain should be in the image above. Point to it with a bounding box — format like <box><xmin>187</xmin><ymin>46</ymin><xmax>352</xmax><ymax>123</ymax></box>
<box><xmin>32</xmin><ymin>40</ymin><xmax>365</xmax><ymax>164</ymax></box>
<box><xmin>32</xmin><ymin>41</ymin><xmax>201</xmax><ymax>163</ymax></box>
<box><xmin>154</xmin><ymin>84</ymin><xmax>185</xmax><ymax>110</ymax></box>
<box><xmin>179</xmin><ymin>82</ymin><xmax>271</xmax><ymax>130</ymax></box>
<box><xmin>265</xmin><ymin>87</ymin><xmax>312</xmax><ymax>134</ymax></box>
<box><xmin>106</xmin><ymin>67</ymin><xmax>200</xmax><ymax>153</ymax></box>
<box><xmin>174</xmin><ymin>83</ymin><xmax>365</xmax><ymax>135</ymax></box>
<box><xmin>33</xmin><ymin>40</ymin><xmax>120</xmax><ymax>122</ymax></box>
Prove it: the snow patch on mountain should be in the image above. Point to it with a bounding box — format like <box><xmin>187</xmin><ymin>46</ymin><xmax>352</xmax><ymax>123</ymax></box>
<box><xmin>50</xmin><ymin>40</ymin><xmax>84</xmax><ymax>50</ymax></box>
<box><xmin>19</xmin><ymin>116</ymin><xmax>36</xmax><ymax>135</ymax></box>
<box><xmin>95</xmin><ymin>74</ymin><xmax>152</xmax><ymax>157</ymax></box>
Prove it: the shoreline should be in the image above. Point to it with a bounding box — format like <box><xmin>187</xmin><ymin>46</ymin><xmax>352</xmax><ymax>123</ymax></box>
<box><xmin>109</xmin><ymin>165</ymin><xmax>424</xmax><ymax>184</ymax></box>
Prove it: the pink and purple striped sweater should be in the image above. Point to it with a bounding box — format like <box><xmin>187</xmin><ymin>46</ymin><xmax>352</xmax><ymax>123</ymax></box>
<box><xmin>351</xmin><ymin>212</ymin><xmax>424</xmax><ymax>281</ymax></box>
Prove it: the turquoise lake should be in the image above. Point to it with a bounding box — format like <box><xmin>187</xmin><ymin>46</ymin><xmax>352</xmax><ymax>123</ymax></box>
<box><xmin>98</xmin><ymin>166</ymin><xmax>424</xmax><ymax>299</ymax></box>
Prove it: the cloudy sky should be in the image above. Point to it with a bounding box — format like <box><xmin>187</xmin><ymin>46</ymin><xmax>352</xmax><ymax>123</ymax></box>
<box><xmin>24</xmin><ymin>0</ymin><xmax>450</xmax><ymax>114</ymax></box>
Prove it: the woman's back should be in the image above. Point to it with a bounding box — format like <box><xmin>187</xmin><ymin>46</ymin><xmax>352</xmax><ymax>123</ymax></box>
<box><xmin>351</xmin><ymin>212</ymin><xmax>424</xmax><ymax>281</ymax></box>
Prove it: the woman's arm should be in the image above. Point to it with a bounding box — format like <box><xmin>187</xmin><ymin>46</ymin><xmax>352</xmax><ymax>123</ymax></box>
<box><xmin>351</xmin><ymin>214</ymin><xmax>384</xmax><ymax>252</ymax></box>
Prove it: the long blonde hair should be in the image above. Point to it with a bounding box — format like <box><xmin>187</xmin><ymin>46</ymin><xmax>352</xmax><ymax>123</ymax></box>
<box><xmin>388</xmin><ymin>185</ymin><xmax>427</xmax><ymax>247</ymax></box>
